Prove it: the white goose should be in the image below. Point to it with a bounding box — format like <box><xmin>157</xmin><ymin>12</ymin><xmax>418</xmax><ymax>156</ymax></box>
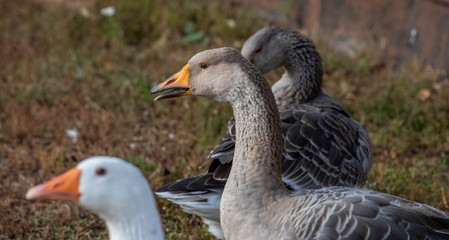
<box><xmin>155</xmin><ymin>27</ymin><xmax>372</xmax><ymax>239</ymax></box>
<box><xmin>26</xmin><ymin>156</ymin><xmax>164</xmax><ymax>240</ymax></box>
<box><xmin>151</xmin><ymin>47</ymin><xmax>449</xmax><ymax>239</ymax></box>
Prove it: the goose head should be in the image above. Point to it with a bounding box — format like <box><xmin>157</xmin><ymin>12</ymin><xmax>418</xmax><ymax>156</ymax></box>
<box><xmin>241</xmin><ymin>26</ymin><xmax>287</xmax><ymax>74</ymax></box>
<box><xmin>242</xmin><ymin>27</ymin><xmax>323</xmax><ymax>104</ymax></box>
<box><xmin>151</xmin><ymin>47</ymin><xmax>261</xmax><ymax>104</ymax></box>
<box><xmin>26</xmin><ymin>156</ymin><xmax>164</xmax><ymax>240</ymax></box>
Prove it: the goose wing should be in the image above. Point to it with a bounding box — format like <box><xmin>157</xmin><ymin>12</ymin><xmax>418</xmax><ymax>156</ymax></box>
<box><xmin>290</xmin><ymin>187</ymin><xmax>449</xmax><ymax>240</ymax></box>
<box><xmin>206</xmin><ymin>105</ymin><xmax>371</xmax><ymax>190</ymax></box>
<box><xmin>155</xmin><ymin>174</ymin><xmax>225</xmax><ymax>239</ymax></box>
<box><xmin>155</xmin><ymin>174</ymin><xmax>224</xmax><ymax>220</ymax></box>
<box><xmin>206</xmin><ymin>117</ymin><xmax>236</xmax><ymax>179</ymax></box>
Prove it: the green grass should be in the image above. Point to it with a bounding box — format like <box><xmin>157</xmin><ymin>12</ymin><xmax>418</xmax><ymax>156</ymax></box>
<box><xmin>1</xmin><ymin>0</ymin><xmax>449</xmax><ymax>239</ymax></box>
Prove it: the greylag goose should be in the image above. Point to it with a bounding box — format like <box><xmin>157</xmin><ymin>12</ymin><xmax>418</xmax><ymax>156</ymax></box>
<box><xmin>155</xmin><ymin>27</ymin><xmax>372</xmax><ymax>239</ymax></box>
<box><xmin>26</xmin><ymin>156</ymin><xmax>164</xmax><ymax>240</ymax></box>
<box><xmin>151</xmin><ymin>47</ymin><xmax>449</xmax><ymax>239</ymax></box>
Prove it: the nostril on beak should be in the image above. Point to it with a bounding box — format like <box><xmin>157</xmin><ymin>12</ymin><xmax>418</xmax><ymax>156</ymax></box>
<box><xmin>166</xmin><ymin>79</ymin><xmax>175</xmax><ymax>86</ymax></box>
<box><xmin>52</xmin><ymin>180</ymin><xmax>62</xmax><ymax>189</ymax></box>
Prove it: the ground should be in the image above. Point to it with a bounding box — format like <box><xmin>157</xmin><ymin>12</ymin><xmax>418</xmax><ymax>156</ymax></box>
<box><xmin>1</xmin><ymin>0</ymin><xmax>448</xmax><ymax>239</ymax></box>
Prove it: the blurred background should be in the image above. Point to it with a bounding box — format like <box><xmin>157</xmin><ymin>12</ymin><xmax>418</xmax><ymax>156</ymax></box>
<box><xmin>0</xmin><ymin>0</ymin><xmax>448</xmax><ymax>239</ymax></box>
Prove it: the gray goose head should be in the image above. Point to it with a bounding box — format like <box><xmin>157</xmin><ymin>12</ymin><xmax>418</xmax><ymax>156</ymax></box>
<box><xmin>241</xmin><ymin>26</ymin><xmax>323</xmax><ymax>103</ymax></box>
<box><xmin>241</xmin><ymin>26</ymin><xmax>287</xmax><ymax>74</ymax></box>
<box><xmin>151</xmin><ymin>47</ymin><xmax>268</xmax><ymax>105</ymax></box>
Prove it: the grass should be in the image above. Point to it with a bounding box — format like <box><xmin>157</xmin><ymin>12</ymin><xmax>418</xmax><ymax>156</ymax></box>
<box><xmin>1</xmin><ymin>0</ymin><xmax>449</xmax><ymax>239</ymax></box>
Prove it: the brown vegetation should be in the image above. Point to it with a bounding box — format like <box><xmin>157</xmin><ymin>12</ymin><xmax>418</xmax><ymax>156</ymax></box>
<box><xmin>1</xmin><ymin>0</ymin><xmax>448</xmax><ymax>239</ymax></box>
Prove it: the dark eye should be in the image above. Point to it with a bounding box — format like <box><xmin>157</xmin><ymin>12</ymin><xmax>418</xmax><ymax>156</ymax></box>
<box><xmin>200</xmin><ymin>63</ymin><xmax>208</xmax><ymax>69</ymax></box>
<box><xmin>254</xmin><ymin>47</ymin><xmax>263</xmax><ymax>54</ymax></box>
<box><xmin>95</xmin><ymin>167</ymin><xmax>107</xmax><ymax>176</ymax></box>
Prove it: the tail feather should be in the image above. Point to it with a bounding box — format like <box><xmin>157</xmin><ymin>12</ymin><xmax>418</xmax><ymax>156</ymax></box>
<box><xmin>155</xmin><ymin>174</ymin><xmax>225</xmax><ymax>239</ymax></box>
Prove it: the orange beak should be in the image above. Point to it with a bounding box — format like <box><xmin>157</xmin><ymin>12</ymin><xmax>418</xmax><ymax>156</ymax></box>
<box><xmin>26</xmin><ymin>168</ymin><xmax>82</xmax><ymax>202</ymax></box>
<box><xmin>150</xmin><ymin>64</ymin><xmax>191</xmax><ymax>101</ymax></box>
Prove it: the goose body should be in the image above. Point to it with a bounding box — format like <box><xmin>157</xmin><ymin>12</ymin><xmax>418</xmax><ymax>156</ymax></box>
<box><xmin>155</xmin><ymin>27</ymin><xmax>372</xmax><ymax>239</ymax></box>
<box><xmin>26</xmin><ymin>156</ymin><xmax>164</xmax><ymax>240</ymax></box>
<box><xmin>151</xmin><ymin>47</ymin><xmax>449</xmax><ymax>239</ymax></box>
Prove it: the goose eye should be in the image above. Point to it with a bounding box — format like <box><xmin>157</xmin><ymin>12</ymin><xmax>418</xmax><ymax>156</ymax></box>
<box><xmin>95</xmin><ymin>167</ymin><xmax>107</xmax><ymax>176</ymax></box>
<box><xmin>254</xmin><ymin>47</ymin><xmax>263</xmax><ymax>54</ymax></box>
<box><xmin>200</xmin><ymin>63</ymin><xmax>208</xmax><ymax>69</ymax></box>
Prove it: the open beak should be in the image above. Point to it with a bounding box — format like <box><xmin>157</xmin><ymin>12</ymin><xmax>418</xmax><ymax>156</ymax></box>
<box><xmin>150</xmin><ymin>64</ymin><xmax>191</xmax><ymax>101</ymax></box>
<box><xmin>26</xmin><ymin>168</ymin><xmax>81</xmax><ymax>202</ymax></box>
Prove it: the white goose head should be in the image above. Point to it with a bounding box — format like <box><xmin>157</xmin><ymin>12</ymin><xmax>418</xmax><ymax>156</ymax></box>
<box><xmin>26</xmin><ymin>156</ymin><xmax>164</xmax><ymax>240</ymax></box>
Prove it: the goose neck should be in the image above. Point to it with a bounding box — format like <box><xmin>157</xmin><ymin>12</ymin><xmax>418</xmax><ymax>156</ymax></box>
<box><xmin>278</xmin><ymin>34</ymin><xmax>323</xmax><ymax>103</ymax></box>
<box><xmin>101</xmin><ymin>193</ymin><xmax>164</xmax><ymax>240</ymax></box>
<box><xmin>228</xmin><ymin>78</ymin><xmax>285</xmax><ymax>193</ymax></box>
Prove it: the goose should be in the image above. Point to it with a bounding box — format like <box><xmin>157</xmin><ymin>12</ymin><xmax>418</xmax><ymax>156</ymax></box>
<box><xmin>26</xmin><ymin>156</ymin><xmax>164</xmax><ymax>240</ymax></box>
<box><xmin>151</xmin><ymin>47</ymin><xmax>449</xmax><ymax>239</ymax></box>
<box><xmin>155</xmin><ymin>27</ymin><xmax>372</xmax><ymax>239</ymax></box>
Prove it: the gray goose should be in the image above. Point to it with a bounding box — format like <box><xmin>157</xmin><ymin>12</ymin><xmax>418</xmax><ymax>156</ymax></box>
<box><xmin>155</xmin><ymin>27</ymin><xmax>372</xmax><ymax>239</ymax></box>
<box><xmin>26</xmin><ymin>156</ymin><xmax>164</xmax><ymax>240</ymax></box>
<box><xmin>152</xmin><ymin>47</ymin><xmax>449</xmax><ymax>239</ymax></box>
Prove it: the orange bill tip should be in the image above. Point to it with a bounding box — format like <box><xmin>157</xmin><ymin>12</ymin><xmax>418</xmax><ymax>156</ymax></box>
<box><xmin>150</xmin><ymin>64</ymin><xmax>191</xmax><ymax>101</ymax></box>
<box><xmin>26</xmin><ymin>168</ymin><xmax>82</xmax><ymax>202</ymax></box>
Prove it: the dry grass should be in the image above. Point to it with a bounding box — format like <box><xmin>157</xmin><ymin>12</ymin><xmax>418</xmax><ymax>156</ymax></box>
<box><xmin>1</xmin><ymin>0</ymin><xmax>449</xmax><ymax>239</ymax></box>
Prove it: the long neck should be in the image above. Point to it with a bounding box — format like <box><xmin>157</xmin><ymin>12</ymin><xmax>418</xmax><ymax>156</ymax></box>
<box><xmin>227</xmin><ymin>73</ymin><xmax>284</xmax><ymax>195</ymax></box>
<box><xmin>101</xmin><ymin>191</ymin><xmax>164</xmax><ymax>240</ymax></box>
<box><xmin>272</xmin><ymin>32</ymin><xmax>323</xmax><ymax>106</ymax></box>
